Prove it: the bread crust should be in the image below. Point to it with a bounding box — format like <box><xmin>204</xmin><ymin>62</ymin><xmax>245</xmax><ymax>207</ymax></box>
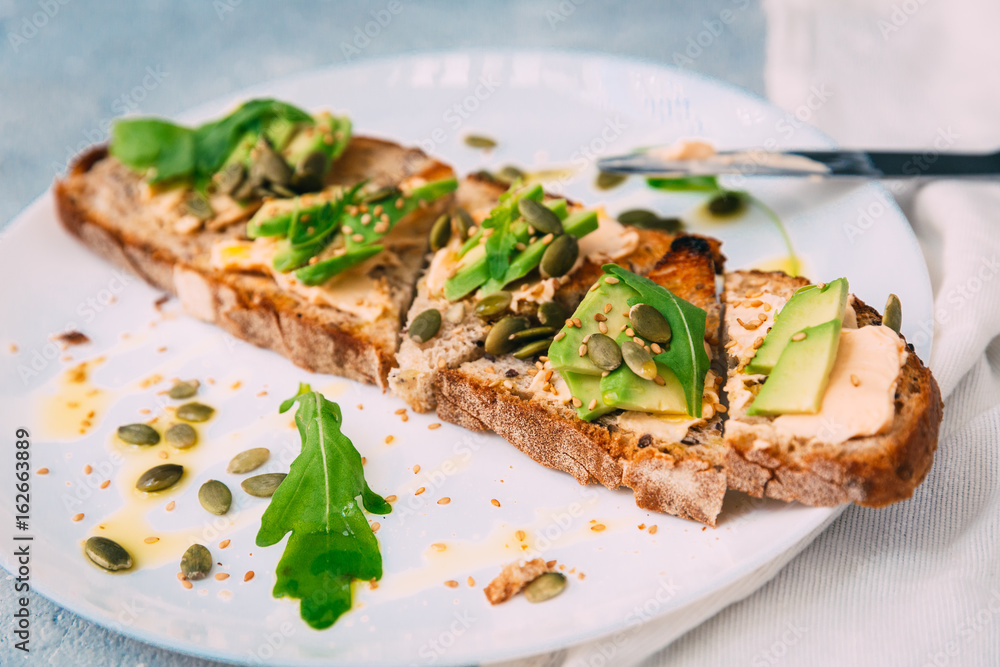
<box><xmin>55</xmin><ymin>141</ymin><xmax>453</xmax><ymax>388</ymax></box>
<box><xmin>722</xmin><ymin>271</ymin><xmax>943</xmax><ymax>507</ymax></box>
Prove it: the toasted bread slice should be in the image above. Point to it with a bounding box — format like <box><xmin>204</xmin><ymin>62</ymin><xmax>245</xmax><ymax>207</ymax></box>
<box><xmin>434</xmin><ymin>234</ymin><xmax>730</xmax><ymax>526</ymax></box>
<box><xmin>721</xmin><ymin>270</ymin><xmax>942</xmax><ymax>506</ymax></box>
<box><xmin>55</xmin><ymin>139</ymin><xmax>454</xmax><ymax>388</ymax></box>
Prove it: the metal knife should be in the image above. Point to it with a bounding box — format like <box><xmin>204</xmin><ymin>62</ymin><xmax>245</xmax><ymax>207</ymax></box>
<box><xmin>597</xmin><ymin>148</ymin><xmax>1000</xmax><ymax>178</ymax></box>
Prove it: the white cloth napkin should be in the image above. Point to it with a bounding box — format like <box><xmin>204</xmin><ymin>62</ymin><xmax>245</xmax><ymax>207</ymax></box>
<box><xmin>497</xmin><ymin>1</ymin><xmax>1000</xmax><ymax>664</ymax></box>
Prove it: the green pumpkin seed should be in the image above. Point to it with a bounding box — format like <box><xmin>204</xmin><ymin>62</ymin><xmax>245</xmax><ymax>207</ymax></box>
<box><xmin>168</xmin><ymin>379</ymin><xmax>199</xmax><ymax>400</ymax></box>
<box><xmin>587</xmin><ymin>333</ymin><xmax>622</xmax><ymax>372</ymax></box>
<box><xmin>429</xmin><ymin>213</ymin><xmax>452</xmax><ymax>252</ymax></box>
<box><xmin>183</xmin><ymin>193</ymin><xmax>214</xmax><ymax>221</ymax></box>
<box><xmin>409</xmin><ymin>309</ymin><xmax>442</xmax><ymax>344</ymax></box>
<box><xmin>165</xmin><ymin>423</ymin><xmax>197</xmax><ymax>449</ymax></box>
<box><xmin>622</xmin><ymin>340</ymin><xmax>657</xmax><ymax>380</ymax></box>
<box><xmin>518</xmin><ymin>198</ymin><xmax>563</xmax><ymax>235</ymax></box>
<box><xmin>629</xmin><ymin>303</ymin><xmax>672</xmax><ymax>344</ymax></box>
<box><xmin>227</xmin><ymin>448</ymin><xmax>271</xmax><ymax>474</ymax></box>
<box><xmin>292</xmin><ymin>150</ymin><xmax>328</xmax><ymax>193</ymax></box>
<box><xmin>231</xmin><ymin>177</ymin><xmax>257</xmax><ymax>202</ymax></box>
<box><xmin>618</xmin><ymin>209</ymin><xmax>660</xmax><ymax>227</ymax></box>
<box><xmin>251</xmin><ymin>139</ymin><xmax>293</xmax><ymax>186</ymax></box>
<box><xmin>595</xmin><ymin>171</ymin><xmax>627</xmax><ymax>190</ymax></box>
<box><xmin>215</xmin><ymin>162</ymin><xmax>246</xmax><ymax>196</ymax></box>
<box><xmin>540</xmin><ymin>234</ymin><xmax>579</xmax><ymax>279</ymax></box>
<box><xmin>707</xmin><ymin>191</ymin><xmax>747</xmax><ymax>217</ymax></box>
<box><xmin>512</xmin><ymin>338</ymin><xmax>553</xmax><ymax>360</ymax></box>
<box><xmin>507</xmin><ymin>326</ymin><xmax>556</xmax><ymax>342</ymax></box>
<box><xmin>136</xmin><ymin>464</ymin><xmax>184</xmax><ymax>493</ymax></box>
<box><xmin>464</xmin><ymin>134</ymin><xmax>497</xmax><ymax>149</ymax></box>
<box><xmin>884</xmin><ymin>294</ymin><xmax>902</xmax><ymax>333</ymax></box>
<box><xmin>117</xmin><ymin>423</ymin><xmax>160</xmax><ymax>446</ymax></box>
<box><xmin>361</xmin><ymin>185</ymin><xmax>402</xmax><ymax>204</ymax></box>
<box><xmin>268</xmin><ymin>183</ymin><xmax>297</xmax><ymax>199</ymax></box>
<box><xmin>241</xmin><ymin>473</ymin><xmax>287</xmax><ymax>498</ymax></box>
<box><xmin>485</xmin><ymin>316</ymin><xmax>529</xmax><ymax>357</ymax></box>
<box><xmin>454</xmin><ymin>208</ymin><xmax>474</xmax><ymax>240</ymax></box>
<box><xmin>85</xmin><ymin>536</ymin><xmax>132</xmax><ymax>572</ymax></box>
<box><xmin>498</xmin><ymin>165</ymin><xmax>527</xmax><ymax>183</ymax></box>
<box><xmin>537</xmin><ymin>301</ymin><xmax>570</xmax><ymax>327</ymax></box>
<box><xmin>176</xmin><ymin>402</ymin><xmax>214</xmax><ymax>423</ymax></box>
<box><xmin>180</xmin><ymin>544</ymin><xmax>213</xmax><ymax>581</ymax></box>
<box><xmin>524</xmin><ymin>572</ymin><xmax>567</xmax><ymax>603</ymax></box>
<box><xmin>198</xmin><ymin>480</ymin><xmax>232</xmax><ymax>515</ymax></box>
<box><xmin>474</xmin><ymin>291</ymin><xmax>512</xmax><ymax>320</ymax></box>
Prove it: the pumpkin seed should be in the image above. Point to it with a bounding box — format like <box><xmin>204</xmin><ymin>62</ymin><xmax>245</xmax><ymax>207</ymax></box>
<box><xmin>595</xmin><ymin>171</ymin><xmax>627</xmax><ymax>190</ymax></box>
<box><xmin>84</xmin><ymin>536</ymin><xmax>132</xmax><ymax>572</ymax></box>
<box><xmin>884</xmin><ymin>294</ymin><xmax>902</xmax><ymax>333</ymax></box>
<box><xmin>512</xmin><ymin>338</ymin><xmax>553</xmax><ymax>360</ymax></box>
<box><xmin>497</xmin><ymin>165</ymin><xmax>527</xmax><ymax>183</ymax></box>
<box><xmin>474</xmin><ymin>291</ymin><xmax>512</xmax><ymax>320</ymax></box>
<box><xmin>165</xmin><ymin>423</ymin><xmax>197</xmax><ymax>449</ymax></box>
<box><xmin>485</xmin><ymin>316</ymin><xmax>529</xmax><ymax>356</ymax></box>
<box><xmin>168</xmin><ymin>379</ymin><xmax>199</xmax><ymax>400</ymax></box>
<box><xmin>227</xmin><ymin>448</ymin><xmax>271</xmax><ymax>474</ymax></box>
<box><xmin>241</xmin><ymin>473</ymin><xmax>287</xmax><ymax>498</ymax></box>
<box><xmin>215</xmin><ymin>162</ymin><xmax>246</xmax><ymax>196</ymax></box>
<box><xmin>251</xmin><ymin>139</ymin><xmax>293</xmax><ymax>186</ymax></box>
<box><xmin>618</xmin><ymin>209</ymin><xmax>660</xmax><ymax>227</ymax></box>
<box><xmin>429</xmin><ymin>213</ymin><xmax>452</xmax><ymax>252</ymax></box>
<box><xmin>707</xmin><ymin>191</ymin><xmax>746</xmax><ymax>217</ymax></box>
<box><xmin>524</xmin><ymin>572</ymin><xmax>567</xmax><ymax>603</ymax></box>
<box><xmin>537</xmin><ymin>301</ymin><xmax>570</xmax><ymax>327</ymax></box>
<box><xmin>268</xmin><ymin>183</ymin><xmax>297</xmax><ymax>199</ymax></box>
<box><xmin>629</xmin><ymin>303</ymin><xmax>672</xmax><ymax>344</ymax></box>
<box><xmin>518</xmin><ymin>198</ymin><xmax>563</xmax><ymax>235</ymax></box>
<box><xmin>292</xmin><ymin>150</ymin><xmax>328</xmax><ymax>193</ymax></box>
<box><xmin>540</xmin><ymin>234</ymin><xmax>578</xmax><ymax>278</ymax></box>
<box><xmin>231</xmin><ymin>177</ymin><xmax>257</xmax><ymax>202</ymax></box>
<box><xmin>507</xmin><ymin>326</ymin><xmax>556</xmax><ymax>342</ymax></box>
<box><xmin>117</xmin><ymin>423</ymin><xmax>160</xmax><ymax>446</ymax></box>
<box><xmin>586</xmin><ymin>333</ymin><xmax>622</xmax><ymax>372</ymax></box>
<box><xmin>454</xmin><ymin>208</ymin><xmax>474</xmax><ymax>240</ymax></box>
<box><xmin>361</xmin><ymin>185</ymin><xmax>402</xmax><ymax>204</ymax></box>
<box><xmin>622</xmin><ymin>340</ymin><xmax>657</xmax><ymax>380</ymax></box>
<box><xmin>464</xmin><ymin>134</ymin><xmax>497</xmax><ymax>149</ymax></box>
<box><xmin>136</xmin><ymin>464</ymin><xmax>184</xmax><ymax>493</ymax></box>
<box><xmin>198</xmin><ymin>480</ymin><xmax>232</xmax><ymax>515</ymax></box>
<box><xmin>444</xmin><ymin>302</ymin><xmax>466</xmax><ymax>324</ymax></box>
<box><xmin>180</xmin><ymin>544</ymin><xmax>213</xmax><ymax>581</ymax></box>
<box><xmin>176</xmin><ymin>402</ymin><xmax>215</xmax><ymax>423</ymax></box>
<box><xmin>409</xmin><ymin>309</ymin><xmax>442</xmax><ymax>344</ymax></box>
<box><xmin>183</xmin><ymin>193</ymin><xmax>214</xmax><ymax>221</ymax></box>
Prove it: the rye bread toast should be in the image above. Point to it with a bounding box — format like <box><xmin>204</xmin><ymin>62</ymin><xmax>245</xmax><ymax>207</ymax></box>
<box><xmin>55</xmin><ymin>139</ymin><xmax>454</xmax><ymax>388</ymax></box>
<box><xmin>721</xmin><ymin>270</ymin><xmax>943</xmax><ymax>506</ymax></box>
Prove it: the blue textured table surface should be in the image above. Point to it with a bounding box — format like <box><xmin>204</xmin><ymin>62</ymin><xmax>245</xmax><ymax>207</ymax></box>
<box><xmin>0</xmin><ymin>2</ymin><xmax>763</xmax><ymax>664</ymax></box>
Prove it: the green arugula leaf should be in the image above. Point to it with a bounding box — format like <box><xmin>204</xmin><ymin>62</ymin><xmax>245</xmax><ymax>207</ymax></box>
<box><xmin>109</xmin><ymin>120</ymin><xmax>196</xmax><ymax>184</ymax></box>
<box><xmin>602</xmin><ymin>264</ymin><xmax>710</xmax><ymax>418</ymax></box>
<box><xmin>645</xmin><ymin>175</ymin><xmax>721</xmax><ymax>192</ymax></box>
<box><xmin>257</xmin><ymin>384</ymin><xmax>390</xmax><ymax>630</ymax></box>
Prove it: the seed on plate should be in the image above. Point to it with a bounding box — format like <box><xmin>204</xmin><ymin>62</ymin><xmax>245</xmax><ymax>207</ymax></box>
<box><xmin>83</xmin><ymin>464</ymin><xmax>92</xmax><ymax>474</ymax></box>
<box><xmin>491</xmin><ymin>498</ymin><xmax>501</xmax><ymax>507</ymax></box>
<box><xmin>851</xmin><ymin>374</ymin><xmax>862</xmax><ymax>387</ymax></box>
<box><xmin>463</xmin><ymin>134</ymin><xmax>497</xmax><ymax>149</ymax></box>
<box><xmin>437</xmin><ymin>497</ymin><xmax>451</xmax><ymax>505</ymax></box>
<box><xmin>99</xmin><ymin>480</ymin><xmax>110</xmax><ymax>489</ymax></box>
<box><xmin>524</xmin><ymin>572</ymin><xmax>567</xmax><ymax>603</ymax></box>
<box><xmin>136</xmin><ymin>464</ymin><xmax>183</xmax><ymax>493</ymax></box>
<box><xmin>117</xmin><ymin>423</ymin><xmax>160</xmax><ymax>446</ymax></box>
<box><xmin>180</xmin><ymin>544</ymin><xmax>213</xmax><ymax>581</ymax></box>
<box><xmin>428</xmin><ymin>423</ymin><xmax>442</xmax><ymax>430</ymax></box>
<box><xmin>72</xmin><ymin>513</ymin><xmax>84</xmax><ymax>522</ymax></box>
<box><xmin>371</xmin><ymin>522</ymin><xmax>381</xmax><ymax>533</ymax></box>
<box><xmin>37</xmin><ymin>468</ymin><xmax>49</xmax><ymax>475</ymax></box>
<box><xmin>168</xmin><ymin>379</ymin><xmax>200</xmax><ymax>399</ymax></box>
<box><xmin>591</xmin><ymin>524</ymin><xmax>606</xmax><ymax>532</ymax></box>
<box><xmin>629</xmin><ymin>304</ymin><xmax>672</xmax><ymax>344</ymax></box>
<box><xmin>595</xmin><ymin>171</ymin><xmax>627</xmax><ymax>191</ymax></box>
<box><xmin>518</xmin><ymin>198</ymin><xmax>563</xmax><ymax>235</ymax></box>
<box><xmin>244</xmin><ymin>571</ymin><xmax>255</xmax><ymax>582</ymax></box>
<box><xmin>215</xmin><ymin>573</ymin><xmax>230</xmax><ymax>581</ymax></box>
<box><xmin>85</xmin><ymin>536</ymin><xmax>132</xmax><ymax>572</ymax></box>
<box><xmin>385</xmin><ymin>495</ymin><xmax>397</xmax><ymax>503</ymax></box>
<box><xmin>586</xmin><ymin>334</ymin><xmax>623</xmax><ymax>372</ymax></box>
<box><xmin>165</xmin><ymin>423</ymin><xmax>197</xmax><ymax>449</ymax></box>
<box><xmin>144</xmin><ymin>536</ymin><xmax>159</xmax><ymax>544</ymax></box>
<box><xmin>219</xmin><ymin>539</ymin><xmax>231</xmax><ymax>549</ymax></box>
<box><xmin>241</xmin><ymin>473</ymin><xmax>286</xmax><ymax>498</ymax></box>
<box><xmin>165</xmin><ymin>501</ymin><xmax>176</xmax><ymax>512</ymax></box>
<box><xmin>176</xmin><ymin>402</ymin><xmax>215</xmax><ymax>423</ymax></box>
<box><xmin>497</xmin><ymin>165</ymin><xmax>527</xmax><ymax>183</ymax></box>
<box><xmin>475</xmin><ymin>291</ymin><xmax>513</xmax><ymax>320</ymax></box>
<box><xmin>415</xmin><ymin>487</ymin><xmax>426</xmax><ymax>495</ymax></box>
<box><xmin>227</xmin><ymin>448</ymin><xmax>271</xmax><ymax>474</ymax></box>
<box><xmin>198</xmin><ymin>480</ymin><xmax>233</xmax><ymax>515</ymax></box>
<box><xmin>444</xmin><ymin>580</ymin><xmax>459</xmax><ymax>588</ymax></box>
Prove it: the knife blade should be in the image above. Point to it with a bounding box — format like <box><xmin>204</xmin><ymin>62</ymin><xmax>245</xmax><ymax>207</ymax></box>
<box><xmin>597</xmin><ymin>148</ymin><xmax>1000</xmax><ymax>178</ymax></box>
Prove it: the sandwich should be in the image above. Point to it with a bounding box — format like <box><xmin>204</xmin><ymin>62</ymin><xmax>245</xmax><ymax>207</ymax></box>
<box><xmin>54</xmin><ymin>98</ymin><xmax>457</xmax><ymax>387</ymax></box>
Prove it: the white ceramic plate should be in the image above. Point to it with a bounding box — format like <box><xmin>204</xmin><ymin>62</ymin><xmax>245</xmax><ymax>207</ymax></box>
<box><xmin>0</xmin><ymin>51</ymin><xmax>932</xmax><ymax>666</ymax></box>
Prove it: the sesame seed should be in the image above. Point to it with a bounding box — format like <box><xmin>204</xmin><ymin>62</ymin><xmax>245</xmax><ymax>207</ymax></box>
<box><xmin>482</xmin><ymin>227</ymin><xmax>494</xmax><ymax>237</ymax></box>
<box><xmin>582</xmin><ymin>334</ymin><xmax>592</xmax><ymax>343</ymax></box>
<box><xmin>352</xmin><ymin>233</ymin><xmax>365</xmax><ymax>243</ymax></box>
<box><xmin>599</xmin><ymin>322</ymin><xmax>608</xmax><ymax>334</ymax></box>
<box><xmin>374</xmin><ymin>221</ymin><xmax>389</xmax><ymax>234</ymax></box>
<box><xmin>144</xmin><ymin>536</ymin><xmax>159</xmax><ymax>544</ymax></box>
<box><xmin>750</xmin><ymin>299</ymin><xmax>763</xmax><ymax>307</ymax></box>
<box><xmin>757</xmin><ymin>313</ymin><xmax>768</xmax><ymax>323</ymax></box>
<box><xmin>565</xmin><ymin>318</ymin><xmax>575</xmax><ymax>328</ymax></box>
<box><xmin>381</xmin><ymin>213</ymin><xmax>390</xmax><ymax>224</ymax></box>
<box><xmin>515</xmin><ymin>242</ymin><xmax>526</xmax><ymax>251</ymax></box>
<box><xmin>432</xmin><ymin>543</ymin><xmax>446</xmax><ymax>552</ymax></box>
<box><xmin>428</xmin><ymin>423</ymin><xmax>442</xmax><ymax>430</ymax></box>
<box><xmin>625</xmin><ymin>328</ymin><xmax>635</xmax><ymax>337</ymax></box>
<box><xmin>166</xmin><ymin>501</ymin><xmax>176</xmax><ymax>511</ymax></box>
<box><xmin>37</xmin><ymin>468</ymin><xmax>48</xmax><ymax>475</ymax></box>
<box><xmin>588</xmin><ymin>398</ymin><xmax>598</xmax><ymax>410</ymax></box>
<box><xmin>182</xmin><ymin>580</ymin><xmax>193</xmax><ymax>590</ymax></box>
<box><xmin>444</xmin><ymin>580</ymin><xmax>459</xmax><ymax>588</ymax></box>
<box><xmin>415</xmin><ymin>487</ymin><xmax>426</xmax><ymax>495</ymax></box>
<box><xmin>604</xmin><ymin>303</ymin><xmax>613</xmax><ymax>314</ymax></box>
<box><xmin>83</xmin><ymin>464</ymin><xmax>92</xmax><ymax>474</ymax></box>
<box><xmin>654</xmin><ymin>375</ymin><xmax>666</xmax><ymax>386</ymax></box>
<box><xmin>604</xmin><ymin>276</ymin><xmax>620</xmax><ymax>284</ymax></box>
<box><xmin>219</xmin><ymin>539</ymin><xmax>231</xmax><ymax>549</ymax></box>
<box><xmin>395</xmin><ymin>198</ymin><xmax>405</xmax><ymax>209</ymax></box>
<box><xmin>158</xmin><ymin>451</ymin><xmax>168</xmax><ymax>459</ymax></box>
<box><xmin>590</xmin><ymin>282</ymin><xmax>600</xmax><ymax>292</ymax></box>
<box><xmin>99</xmin><ymin>480</ymin><xmax>110</xmax><ymax>489</ymax></box>
<box><xmin>649</xmin><ymin>525</ymin><xmax>658</xmax><ymax>534</ymax></box>
<box><xmin>578</xmin><ymin>344</ymin><xmax>588</xmax><ymax>357</ymax></box>
<box><xmin>817</xmin><ymin>282</ymin><xmax>826</xmax><ymax>290</ymax></box>
<box><xmin>764</xmin><ymin>303</ymin><xmax>773</xmax><ymax>312</ymax></box>
<box><xmin>633</xmin><ymin>336</ymin><xmax>645</xmax><ymax>347</ymax></box>
<box><xmin>571</xmin><ymin>396</ymin><xmax>583</xmax><ymax>407</ymax></box>
<box><xmin>746</xmin><ymin>290</ymin><xmax>764</xmax><ymax>299</ymax></box>
<box><xmin>724</xmin><ymin>340</ymin><xmax>738</xmax><ymax>349</ymax></box>
<box><xmin>357</xmin><ymin>403</ymin><xmax>364</xmax><ymax>410</ymax></box>
<box><xmin>385</xmin><ymin>435</ymin><xmax>395</xmax><ymax>444</ymax></box>
<box><xmin>395</xmin><ymin>408</ymin><xmax>407</xmax><ymax>415</ymax></box>
<box><xmin>543</xmin><ymin>369</ymin><xmax>553</xmax><ymax>382</ymax></box>
<box><xmin>753</xmin><ymin>337</ymin><xmax>764</xmax><ymax>349</ymax></box>
<box><xmin>72</xmin><ymin>513</ymin><xmax>84</xmax><ymax>522</ymax></box>
<box><xmin>371</xmin><ymin>522</ymin><xmax>381</xmax><ymax>532</ymax></box>
<box><xmin>215</xmin><ymin>573</ymin><xmax>230</xmax><ymax>581</ymax></box>
<box><xmin>553</xmin><ymin>331</ymin><xmax>566</xmax><ymax>341</ymax></box>
<box><xmin>244</xmin><ymin>571</ymin><xmax>255</xmax><ymax>582</ymax></box>
<box><xmin>413</xmin><ymin>464</ymin><xmax>421</xmax><ymax>474</ymax></box>
<box><xmin>516</xmin><ymin>530</ymin><xmax>526</xmax><ymax>541</ymax></box>
<box><xmin>437</xmin><ymin>497</ymin><xmax>451</xmax><ymax>505</ymax></box>
<box><xmin>851</xmin><ymin>374</ymin><xmax>861</xmax><ymax>387</ymax></box>
<box><xmin>541</xmin><ymin>233</ymin><xmax>554</xmax><ymax>244</ymax></box>
<box><xmin>491</xmin><ymin>499</ymin><xmax>501</xmax><ymax>507</ymax></box>
<box><xmin>594</xmin><ymin>313</ymin><xmax>607</xmax><ymax>322</ymax></box>
<box><xmin>373</xmin><ymin>205</ymin><xmax>384</xmax><ymax>216</ymax></box>
<box><xmin>651</xmin><ymin>343</ymin><xmax>663</xmax><ymax>354</ymax></box>
<box><xmin>791</xmin><ymin>332</ymin><xmax>807</xmax><ymax>342</ymax></box>
<box><xmin>467</xmin><ymin>576</ymin><xmax>476</xmax><ymax>586</ymax></box>
<box><xmin>572</xmin><ymin>318</ymin><xmax>582</xmax><ymax>328</ymax></box>
<box><xmin>341</xmin><ymin>225</ymin><xmax>353</xmax><ymax>234</ymax></box>
<box><xmin>714</xmin><ymin>403</ymin><xmax>728</xmax><ymax>413</ymax></box>
<box><xmin>591</xmin><ymin>524</ymin><xmax>606</xmax><ymax>532</ymax></box>
<box><xmin>385</xmin><ymin>495</ymin><xmax>397</xmax><ymax>502</ymax></box>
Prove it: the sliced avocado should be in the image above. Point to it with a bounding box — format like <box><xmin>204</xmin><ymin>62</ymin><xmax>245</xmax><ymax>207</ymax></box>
<box><xmin>562</xmin><ymin>372</ymin><xmax>615</xmax><ymax>421</ymax></box>
<box><xmin>548</xmin><ymin>278</ymin><xmax>638</xmax><ymax>376</ymax></box>
<box><xmin>445</xmin><ymin>252</ymin><xmax>490</xmax><ymax>301</ymax></box>
<box><xmin>600</xmin><ymin>361</ymin><xmax>688</xmax><ymax>415</ymax></box>
<box><xmin>746</xmin><ymin>318</ymin><xmax>842</xmax><ymax>415</ymax></box>
<box><xmin>746</xmin><ymin>278</ymin><xmax>848</xmax><ymax>375</ymax></box>
<box><xmin>546</xmin><ymin>199</ymin><xmax>569</xmax><ymax>220</ymax></box>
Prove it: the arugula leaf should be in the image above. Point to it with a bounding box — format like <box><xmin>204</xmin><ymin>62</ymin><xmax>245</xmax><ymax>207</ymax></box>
<box><xmin>479</xmin><ymin>183</ymin><xmax>543</xmax><ymax>281</ymax></box>
<box><xmin>602</xmin><ymin>265</ymin><xmax>710</xmax><ymax>418</ymax></box>
<box><xmin>645</xmin><ymin>175</ymin><xmax>721</xmax><ymax>192</ymax></box>
<box><xmin>257</xmin><ymin>384</ymin><xmax>390</xmax><ymax>630</ymax></box>
<box><xmin>109</xmin><ymin>120</ymin><xmax>196</xmax><ymax>184</ymax></box>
